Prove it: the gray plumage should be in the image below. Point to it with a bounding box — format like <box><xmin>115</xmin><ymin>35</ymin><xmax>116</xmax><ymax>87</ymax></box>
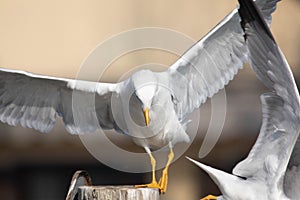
<box><xmin>188</xmin><ymin>0</ymin><xmax>300</xmax><ymax>199</ymax></box>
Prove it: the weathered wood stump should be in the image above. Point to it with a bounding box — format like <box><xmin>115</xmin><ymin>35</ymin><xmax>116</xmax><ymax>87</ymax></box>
<box><xmin>78</xmin><ymin>186</ymin><xmax>160</xmax><ymax>200</ymax></box>
<box><xmin>65</xmin><ymin>171</ymin><xmax>159</xmax><ymax>200</ymax></box>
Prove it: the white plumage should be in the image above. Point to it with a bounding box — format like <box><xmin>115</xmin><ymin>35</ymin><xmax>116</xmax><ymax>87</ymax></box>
<box><xmin>188</xmin><ymin>0</ymin><xmax>300</xmax><ymax>199</ymax></box>
<box><xmin>0</xmin><ymin>0</ymin><xmax>279</xmax><ymax>193</ymax></box>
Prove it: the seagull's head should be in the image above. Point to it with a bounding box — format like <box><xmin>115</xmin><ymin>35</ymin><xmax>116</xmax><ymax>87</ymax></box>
<box><xmin>132</xmin><ymin>70</ymin><xmax>157</xmax><ymax>126</ymax></box>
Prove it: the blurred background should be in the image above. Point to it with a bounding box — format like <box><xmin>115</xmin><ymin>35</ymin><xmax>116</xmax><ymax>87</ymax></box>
<box><xmin>1</xmin><ymin>0</ymin><xmax>300</xmax><ymax>199</ymax></box>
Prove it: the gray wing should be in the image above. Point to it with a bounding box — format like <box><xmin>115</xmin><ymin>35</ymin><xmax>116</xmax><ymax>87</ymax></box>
<box><xmin>0</xmin><ymin>68</ymin><xmax>118</xmax><ymax>134</ymax></box>
<box><xmin>233</xmin><ymin>1</ymin><xmax>300</xmax><ymax>198</ymax></box>
<box><xmin>168</xmin><ymin>0</ymin><xmax>280</xmax><ymax>119</ymax></box>
<box><xmin>284</xmin><ymin>146</ymin><xmax>300</xmax><ymax>199</ymax></box>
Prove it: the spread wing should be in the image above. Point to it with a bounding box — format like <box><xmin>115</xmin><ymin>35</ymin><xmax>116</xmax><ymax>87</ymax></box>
<box><xmin>0</xmin><ymin>68</ymin><xmax>119</xmax><ymax>134</ymax></box>
<box><xmin>233</xmin><ymin>1</ymin><xmax>300</xmax><ymax>198</ymax></box>
<box><xmin>167</xmin><ymin>0</ymin><xmax>279</xmax><ymax>120</ymax></box>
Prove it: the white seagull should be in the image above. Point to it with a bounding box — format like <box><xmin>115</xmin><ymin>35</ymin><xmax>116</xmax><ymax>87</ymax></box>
<box><xmin>0</xmin><ymin>0</ymin><xmax>279</xmax><ymax>193</ymax></box>
<box><xmin>188</xmin><ymin>0</ymin><xmax>300</xmax><ymax>199</ymax></box>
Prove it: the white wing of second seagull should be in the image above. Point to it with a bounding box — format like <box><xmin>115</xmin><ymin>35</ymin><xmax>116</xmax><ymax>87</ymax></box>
<box><xmin>0</xmin><ymin>0</ymin><xmax>279</xmax><ymax>194</ymax></box>
<box><xmin>188</xmin><ymin>0</ymin><xmax>300</xmax><ymax>199</ymax></box>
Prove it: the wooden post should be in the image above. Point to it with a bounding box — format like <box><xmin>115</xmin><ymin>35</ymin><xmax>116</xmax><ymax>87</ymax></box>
<box><xmin>78</xmin><ymin>186</ymin><xmax>160</xmax><ymax>200</ymax></box>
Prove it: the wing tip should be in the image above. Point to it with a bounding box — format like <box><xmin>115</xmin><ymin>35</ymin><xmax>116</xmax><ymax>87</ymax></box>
<box><xmin>238</xmin><ymin>0</ymin><xmax>275</xmax><ymax>43</ymax></box>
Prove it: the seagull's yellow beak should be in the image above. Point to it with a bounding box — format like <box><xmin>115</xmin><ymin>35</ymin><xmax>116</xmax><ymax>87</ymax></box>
<box><xmin>143</xmin><ymin>107</ymin><xmax>150</xmax><ymax>126</ymax></box>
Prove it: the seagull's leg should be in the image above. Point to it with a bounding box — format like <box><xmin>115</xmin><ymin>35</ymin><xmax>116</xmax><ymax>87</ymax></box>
<box><xmin>135</xmin><ymin>147</ymin><xmax>161</xmax><ymax>190</ymax></box>
<box><xmin>200</xmin><ymin>195</ymin><xmax>217</xmax><ymax>200</ymax></box>
<box><xmin>158</xmin><ymin>142</ymin><xmax>174</xmax><ymax>194</ymax></box>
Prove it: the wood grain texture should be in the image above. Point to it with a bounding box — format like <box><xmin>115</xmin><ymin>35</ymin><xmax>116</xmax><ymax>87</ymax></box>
<box><xmin>78</xmin><ymin>186</ymin><xmax>160</xmax><ymax>200</ymax></box>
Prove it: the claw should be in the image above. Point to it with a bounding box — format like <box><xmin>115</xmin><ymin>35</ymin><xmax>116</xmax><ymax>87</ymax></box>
<box><xmin>200</xmin><ymin>194</ymin><xmax>218</xmax><ymax>200</ymax></box>
<box><xmin>135</xmin><ymin>150</ymin><xmax>162</xmax><ymax>192</ymax></box>
<box><xmin>158</xmin><ymin>147</ymin><xmax>174</xmax><ymax>194</ymax></box>
<box><xmin>135</xmin><ymin>181</ymin><xmax>161</xmax><ymax>190</ymax></box>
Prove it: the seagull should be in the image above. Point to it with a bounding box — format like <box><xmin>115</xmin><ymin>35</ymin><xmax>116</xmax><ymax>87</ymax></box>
<box><xmin>0</xmin><ymin>0</ymin><xmax>279</xmax><ymax>193</ymax></box>
<box><xmin>188</xmin><ymin>0</ymin><xmax>300</xmax><ymax>199</ymax></box>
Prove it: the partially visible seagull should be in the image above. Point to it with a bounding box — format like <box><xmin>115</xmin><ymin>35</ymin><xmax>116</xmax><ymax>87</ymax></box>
<box><xmin>188</xmin><ymin>0</ymin><xmax>300</xmax><ymax>199</ymax></box>
<box><xmin>0</xmin><ymin>0</ymin><xmax>279</xmax><ymax>193</ymax></box>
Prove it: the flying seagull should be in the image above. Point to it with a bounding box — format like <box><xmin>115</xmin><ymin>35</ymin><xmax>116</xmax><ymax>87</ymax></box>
<box><xmin>188</xmin><ymin>0</ymin><xmax>300</xmax><ymax>199</ymax></box>
<box><xmin>0</xmin><ymin>0</ymin><xmax>279</xmax><ymax>193</ymax></box>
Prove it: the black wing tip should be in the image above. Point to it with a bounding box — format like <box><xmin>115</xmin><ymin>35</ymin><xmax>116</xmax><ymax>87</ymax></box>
<box><xmin>238</xmin><ymin>0</ymin><xmax>276</xmax><ymax>43</ymax></box>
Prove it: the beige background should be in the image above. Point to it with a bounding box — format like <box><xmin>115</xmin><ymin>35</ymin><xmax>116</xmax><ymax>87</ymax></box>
<box><xmin>0</xmin><ymin>0</ymin><xmax>300</xmax><ymax>199</ymax></box>
<box><xmin>1</xmin><ymin>0</ymin><xmax>300</xmax><ymax>77</ymax></box>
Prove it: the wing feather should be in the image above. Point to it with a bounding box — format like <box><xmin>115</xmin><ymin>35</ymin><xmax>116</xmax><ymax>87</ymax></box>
<box><xmin>0</xmin><ymin>68</ymin><xmax>118</xmax><ymax>134</ymax></box>
<box><xmin>168</xmin><ymin>0</ymin><xmax>279</xmax><ymax>118</ymax></box>
<box><xmin>234</xmin><ymin>1</ymin><xmax>300</xmax><ymax>198</ymax></box>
